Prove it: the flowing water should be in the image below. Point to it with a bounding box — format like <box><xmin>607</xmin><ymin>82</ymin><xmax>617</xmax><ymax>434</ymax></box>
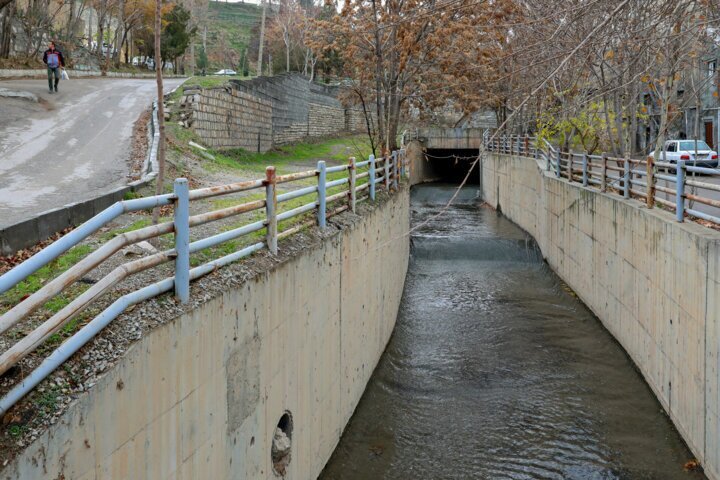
<box><xmin>320</xmin><ymin>183</ymin><xmax>706</xmax><ymax>480</ymax></box>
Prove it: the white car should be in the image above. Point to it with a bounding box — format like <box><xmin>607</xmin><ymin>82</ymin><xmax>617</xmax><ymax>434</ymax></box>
<box><xmin>653</xmin><ymin>140</ymin><xmax>719</xmax><ymax>168</ymax></box>
<box><xmin>214</xmin><ymin>69</ymin><xmax>237</xmax><ymax>76</ymax></box>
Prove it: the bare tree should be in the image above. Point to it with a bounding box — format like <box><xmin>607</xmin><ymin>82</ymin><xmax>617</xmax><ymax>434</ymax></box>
<box><xmin>152</xmin><ymin>0</ymin><xmax>166</xmax><ymax>225</ymax></box>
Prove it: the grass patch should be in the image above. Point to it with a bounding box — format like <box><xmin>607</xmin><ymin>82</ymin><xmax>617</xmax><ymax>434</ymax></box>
<box><xmin>0</xmin><ymin>245</ymin><xmax>94</xmax><ymax>314</ymax></box>
<box><xmin>183</xmin><ymin>75</ymin><xmax>251</xmax><ymax>89</ymax></box>
<box><xmin>204</xmin><ymin>135</ymin><xmax>373</xmax><ymax>176</ymax></box>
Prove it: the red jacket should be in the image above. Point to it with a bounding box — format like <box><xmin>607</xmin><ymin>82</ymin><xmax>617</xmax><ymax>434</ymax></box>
<box><xmin>43</xmin><ymin>48</ymin><xmax>65</xmax><ymax>68</ymax></box>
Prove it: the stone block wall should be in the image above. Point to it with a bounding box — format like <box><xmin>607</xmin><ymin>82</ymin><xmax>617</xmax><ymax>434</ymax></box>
<box><xmin>308</xmin><ymin>103</ymin><xmax>346</xmax><ymax>137</ymax></box>
<box><xmin>345</xmin><ymin>108</ymin><xmax>368</xmax><ymax>133</ymax></box>
<box><xmin>187</xmin><ymin>73</ymin><xmax>367</xmax><ymax>152</ymax></box>
<box><xmin>185</xmin><ymin>86</ymin><xmax>273</xmax><ymax>152</ymax></box>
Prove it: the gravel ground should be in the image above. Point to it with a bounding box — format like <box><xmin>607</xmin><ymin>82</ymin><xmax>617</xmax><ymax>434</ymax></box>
<box><xmin>0</xmin><ymin>133</ymin><xmax>389</xmax><ymax>466</ymax></box>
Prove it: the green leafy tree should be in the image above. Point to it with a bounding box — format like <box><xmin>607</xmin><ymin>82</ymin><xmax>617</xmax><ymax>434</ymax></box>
<box><xmin>161</xmin><ymin>4</ymin><xmax>196</xmax><ymax>69</ymax></box>
<box><xmin>197</xmin><ymin>45</ymin><xmax>208</xmax><ymax>74</ymax></box>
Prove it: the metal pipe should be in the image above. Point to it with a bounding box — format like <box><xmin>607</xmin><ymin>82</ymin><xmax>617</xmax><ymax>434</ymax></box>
<box><xmin>685</xmin><ymin>165</ymin><xmax>720</xmax><ymax>175</ymax></box>
<box><xmin>0</xmin><ymin>221</ymin><xmax>174</xmax><ymax>335</ymax></box>
<box><xmin>0</xmin><ymin>195</ymin><xmax>174</xmax><ymax>294</ymax></box>
<box><xmin>623</xmin><ymin>158</ymin><xmax>630</xmax><ymax>199</ymax></box>
<box><xmin>0</xmin><ymin>250</ymin><xmax>173</xmax><ymax>376</ymax></box>
<box><xmin>189</xmin><ymin>179</ymin><xmax>263</xmax><ymax>200</ymax></box>
<box><xmin>582</xmin><ymin>153</ymin><xmax>588</xmax><ymax>187</ymax></box>
<box><xmin>349</xmin><ymin>157</ymin><xmax>357</xmax><ymax>213</ymax></box>
<box><xmin>685</xmin><ymin>193</ymin><xmax>720</xmax><ymax>209</ymax></box>
<box><xmin>686</xmin><ymin>208</ymin><xmax>720</xmax><ymax>224</ymax></box>
<box><xmin>265</xmin><ymin>167</ymin><xmax>278</xmax><ymax>255</ymax></box>
<box><xmin>686</xmin><ymin>179</ymin><xmax>720</xmax><ymax>193</ymax></box>
<box><xmin>277</xmin><ymin>201</ymin><xmax>317</xmax><ymax>222</ymax></box>
<box><xmin>326</xmin><ymin>178</ymin><xmax>349</xmax><ymax>189</ymax></box>
<box><xmin>277</xmin><ymin>185</ymin><xmax>318</xmax><ymax>203</ymax></box>
<box><xmin>327</xmin><ymin>190</ymin><xmax>350</xmax><ymax>203</ymax></box>
<box><xmin>0</xmin><ymin>193</ymin><xmax>271</xmax><ymax>335</ymax></box>
<box><xmin>676</xmin><ymin>161</ymin><xmax>685</xmax><ymax>222</ymax></box>
<box><xmin>369</xmin><ymin>154</ymin><xmax>376</xmax><ymax>201</ymax></box>
<box><xmin>325</xmin><ymin>165</ymin><xmax>348</xmax><ymax>174</ymax></box>
<box><xmin>317</xmin><ymin>161</ymin><xmax>327</xmax><ymax>229</ymax></box>
<box><xmin>189</xmin><ymin>221</ymin><xmax>265</xmax><ymax>253</ymax></box>
<box><xmin>275</xmin><ymin>170</ymin><xmax>316</xmax><ymax>184</ymax></box>
<box><xmin>174</xmin><ymin>179</ymin><xmax>190</xmax><ymax>303</ymax></box>
<box><xmin>0</xmin><ymin>241</ymin><xmax>267</xmax><ymax>417</ymax></box>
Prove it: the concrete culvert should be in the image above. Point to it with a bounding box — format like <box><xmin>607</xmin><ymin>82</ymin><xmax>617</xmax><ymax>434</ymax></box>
<box><xmin>272</xmin><ymin>412</ymin><xmax>293</xmax><ymax>476</ymax></box>
<box><xmin>423</xmin><ymin>149</ymin><xmax>481</xmax><ymax>184</ymax></box>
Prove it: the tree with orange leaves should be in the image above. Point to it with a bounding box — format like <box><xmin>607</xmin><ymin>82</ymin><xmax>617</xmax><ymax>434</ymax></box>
<box><xmin>315</xmin><ymin>0</ymin><xmax>521</xmax><ymax>152</ymax></box>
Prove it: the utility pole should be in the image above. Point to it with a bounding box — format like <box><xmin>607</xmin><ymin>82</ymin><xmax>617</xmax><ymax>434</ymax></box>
<box><xmin>257</xmin><ymin>0</ymin><xmax>267</xmax><ymax>76</ymax></box>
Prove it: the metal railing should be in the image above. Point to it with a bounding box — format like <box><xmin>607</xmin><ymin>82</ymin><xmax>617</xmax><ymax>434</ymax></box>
<box><xmin>0</xmin><ymin>150</ymin><xmax>407</xmax><ymax>416</ymax></box>
<box><xmin>487</xmin><ymin>134</ymin><xmax>720</xmax><ymax>225</ymax></box>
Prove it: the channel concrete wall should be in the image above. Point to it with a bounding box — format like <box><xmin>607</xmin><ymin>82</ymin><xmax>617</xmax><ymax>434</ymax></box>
<box><xmin>478</xmin><ymin>152</ymin><xmax>720</xmax><ymax>480</ymax></box>
<box><xmin>1</xmin><ymin>188</ymin><xmax>410</xmax><ymax>480</ymax></box>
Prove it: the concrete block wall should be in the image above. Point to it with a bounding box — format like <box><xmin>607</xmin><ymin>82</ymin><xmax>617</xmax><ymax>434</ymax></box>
<box><xmin>189</xmin><ymin>74</ymin><xmax>366</xmax><ymax>151</ymax></box>
<box><xmin>480</xmin><ymin>153</ymin><xmax>720</xmax><ymax>480</ymax></box>
<box><xmin>189</xmin><ymin>87</ymin><xmax>273</xmax><ymax>152</ymax></box>
<box><xmin>345</xmin><ymin>108</ymin><xmax>368</xmax><ymax>133</ymax></box>
<box><xmin>308</xmin><ymin>103</ymin><xmax>346</xmax><ymax>138</ymax></box>
<box><xmin>1</xmin><ymin>188</ymin><xmax>410</xmax><ymax>480</ymax></box>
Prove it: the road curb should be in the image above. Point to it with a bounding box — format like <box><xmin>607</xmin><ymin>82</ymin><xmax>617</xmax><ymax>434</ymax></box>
<box><xmin>0</xmin><ymin>80</ymin><xmax>186</xmax><ymax>256</ymax></box>
<box><xmin>0</xmin><ymin>68</ymin><xmax>185</xmax><ymax>80</ymax></box>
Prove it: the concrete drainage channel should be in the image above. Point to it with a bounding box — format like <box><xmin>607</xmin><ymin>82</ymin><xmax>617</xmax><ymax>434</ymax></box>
<box><xmin>0</xmin><ymin>83</ymin><xmax>182</xmax><ymax>256</ymax></box>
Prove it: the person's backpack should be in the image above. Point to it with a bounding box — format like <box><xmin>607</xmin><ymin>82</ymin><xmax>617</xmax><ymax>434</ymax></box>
<box><xmin>47</xmin><ymin>52</ymin><xmax>59</xmax><ymax>68</ymax></box>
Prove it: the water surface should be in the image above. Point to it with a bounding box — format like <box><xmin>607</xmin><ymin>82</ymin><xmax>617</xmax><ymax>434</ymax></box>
<box><xmin>320</xmin><ymin>184</ymin><xmax>705</xmax><ymax>480</ymax></box>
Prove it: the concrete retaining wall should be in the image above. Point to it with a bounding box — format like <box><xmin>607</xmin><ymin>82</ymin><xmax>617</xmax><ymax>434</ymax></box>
<box><xmin>188</xmin><ymin>87</ymin><xmax>273</xmax><ymax>151</ymax></box>
<box><xmin>480</xmin><ymin>153</ymin><xmax>720</xmax><ymax>480</ymax></box>
<box><xmin>0</xmin><ymin>185</ymin><xmax>139</xmax><ymax>256</ymax></box>
<box><xmin>185</xmin><ymin>74</ymin><xmax>367</xmax><ymax>152</ymax></box>
<box><xmin>1</xmin><ymin>188</ymin><xmax>410</xmax><ymax>480</ymax></box>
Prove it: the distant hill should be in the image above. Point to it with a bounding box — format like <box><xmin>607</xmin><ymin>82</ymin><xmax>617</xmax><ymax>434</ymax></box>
<box><xmin>204</xmin><ymin>1</ymin><xmax>263</xmax><ymax>71</ymax></box>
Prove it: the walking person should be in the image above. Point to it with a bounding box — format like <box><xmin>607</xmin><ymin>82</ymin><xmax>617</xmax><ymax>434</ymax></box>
<box><xmin>42</xmin><ymin>41</ymin><xmax>65</xmax><ymax>94</ymax></box>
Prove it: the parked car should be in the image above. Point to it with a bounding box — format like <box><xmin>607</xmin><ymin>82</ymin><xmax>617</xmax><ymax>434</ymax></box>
<box><xmin>214</xmin><ymin>69</ymin><xmax>237</xmax><ymax>76</ymax></box>
<box><xmin>652</xmin><ymin>140</ymin><xmax>719</xmax><ymax>168</ymax></box>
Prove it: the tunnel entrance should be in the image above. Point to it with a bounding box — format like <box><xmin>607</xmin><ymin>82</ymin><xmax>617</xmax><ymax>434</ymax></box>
<box><xmin>423</xmin><ymin>149</ymin><xmax>480</xmax><ymax>184</ymax></box>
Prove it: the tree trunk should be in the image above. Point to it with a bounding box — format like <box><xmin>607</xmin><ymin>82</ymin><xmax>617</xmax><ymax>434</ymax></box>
<box><xmin>87</xmin><ymin>7</ymin><xmax>92</xmax><ymax>49</ymax></box>
<box><xmin>285</xmin><ymin>37</ymin><xmax>290</xmax><ymax>73</ymax></box>
<box><xmin>152</xmin><ymin>0</ymin><xmax>166</xmax><ymax>225</ymax></box>
<box><xmin>371</xmin><ymin>0</ymin><xmax>385</xmax><ymax>148</ymax></box>
<box><xmin>66</xmin><ymin>0</ymin><xmax>75</xmax><ymax>40</ymax></box>
<box><xmin>0</xmin><ymin>1</ymin><xmax>15</xmax><ymax>58</ymax></box>
<box><xmin>256</xmin><ymin>0</ymin><xmax>266</xmax><ymax>76</ymax></box>
<box><xmin>189</xmin><ymin>42</ymin><xmax>195</xmax><ymax>76</ymax></box>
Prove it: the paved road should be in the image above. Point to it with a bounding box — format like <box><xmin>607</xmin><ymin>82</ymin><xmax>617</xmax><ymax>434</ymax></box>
<box><xmin>0</xmin><ymin>77</ymin><xmax>185</xmax><ymax>229</ymax></box>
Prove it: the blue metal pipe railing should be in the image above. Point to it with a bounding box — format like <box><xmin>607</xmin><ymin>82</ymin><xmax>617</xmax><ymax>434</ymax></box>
<box><xmin>0</xmin><ymin>149</ymin><xmax>408</xmax><ymax>415</ymax></box>
<box><xmin>0</xmin><ymin>194</ymin><xmax>175</xmax><ymax>295</ymax></box>
<box><xmin>488</xmin><ymin>136</ymin><xmax>720</xmax><ymax>227</ymax></box>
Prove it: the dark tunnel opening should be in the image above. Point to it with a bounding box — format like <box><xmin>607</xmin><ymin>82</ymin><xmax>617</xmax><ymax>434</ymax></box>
<box><xmin>423</xmin><ymin>149</ymin><xmax>480</xmax><ymax>184</ymax></box>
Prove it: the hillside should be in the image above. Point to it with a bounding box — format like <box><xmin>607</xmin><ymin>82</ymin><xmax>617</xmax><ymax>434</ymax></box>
<box><xmin>204</xmin><ymin>1</ymin><xmax>263</xmax><ymax>71</ymax></box>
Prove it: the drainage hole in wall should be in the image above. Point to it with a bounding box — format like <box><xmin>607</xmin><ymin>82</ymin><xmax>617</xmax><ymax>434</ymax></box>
<box><xmin>272</xmin><ymin>411</ymin><xmax>293</xmax><ymax>477</ymax></box>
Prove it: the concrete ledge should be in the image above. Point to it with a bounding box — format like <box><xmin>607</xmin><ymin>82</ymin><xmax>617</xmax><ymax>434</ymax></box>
<box><xmin>0</xmin><ymin>185</ymin><xmax>136</xmax><ymax>255</ymax></box>
<box><xmin>0</xmin><ymin>68</ymin><xmax>184</xmax><ymax>80</ymax></box>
